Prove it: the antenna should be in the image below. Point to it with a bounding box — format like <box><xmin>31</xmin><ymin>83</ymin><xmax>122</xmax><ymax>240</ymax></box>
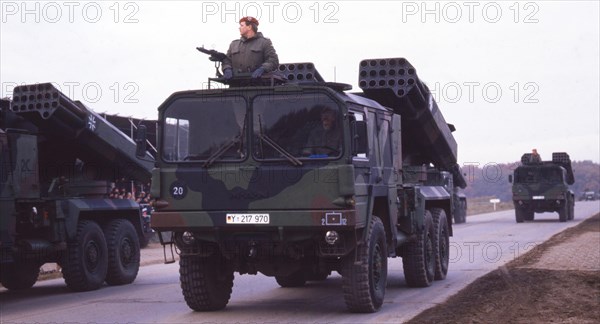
<box><xmin>334</xmin><ymin>66</ymin><xmax>337</xmax><ymax>82</ymax></box>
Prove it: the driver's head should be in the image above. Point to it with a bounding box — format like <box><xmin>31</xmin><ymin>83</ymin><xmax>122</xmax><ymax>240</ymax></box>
<box><xmin>319</xmin><ymin>107</ymin><xmax>336</xmax><ymax>131</ymax></box>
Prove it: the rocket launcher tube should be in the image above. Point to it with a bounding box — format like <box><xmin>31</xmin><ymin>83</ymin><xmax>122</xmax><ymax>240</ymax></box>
<box><xmin>11</xmin><ymin>84</ymin><xmax>87</xmax><ymax>132</ymax></box>
<box><xmin>10</xmin><ymin>83</ymin><xmax>153</xmax><ymax>184</ymax></box>
<box><xmin>358</xmin><ymin>58</ymin><xmax>466</xmax><ymax>188</ymax></box>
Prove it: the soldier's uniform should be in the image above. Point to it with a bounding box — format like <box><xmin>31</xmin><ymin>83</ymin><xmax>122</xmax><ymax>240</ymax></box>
<box><xmin>222</xmin><ymin>32</ymin><xmax>279</xmax><ymax>74</ymax></box>
<box><xmin>305</xmin><ymin>126</ymin><xmax>341</xmax><ymax>156</ymax></box>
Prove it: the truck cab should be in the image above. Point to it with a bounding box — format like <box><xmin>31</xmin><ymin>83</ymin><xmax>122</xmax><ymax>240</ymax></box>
<box><xmin>150</xmin><ymin>84</ymin><xmax>399</xmax><ymax>276</ymax></box>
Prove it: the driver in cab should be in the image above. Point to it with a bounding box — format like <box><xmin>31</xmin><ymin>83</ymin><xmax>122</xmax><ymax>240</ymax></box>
<box><xmin>303</xmin><ymin>106</ymin><xmax>341</xmax><ymax>157</ymax></box>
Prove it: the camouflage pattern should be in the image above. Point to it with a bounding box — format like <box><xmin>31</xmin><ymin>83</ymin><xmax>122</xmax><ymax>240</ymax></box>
<box><xmin>1</xmin><ymin>98</ymin><xmax>41</xmax><ymax>263</ymax></box>
<box><xmin>151</xmin><ymin>58</ymin><xmax>467</xmax><ymax>312</ymax></box>
<box><xmin>0</xmin><ymin>129</ymin><xmax>17</xmax><ymax>263</ymax></box>
<box><xmin>511</xmin><ymin>152</ymin><xmax>575</xmax><ymax>222</ymax></box>
<box><xmin>1</xmin><ymin>86</ymin><xmax>155</xmax><ymax>290</ymax></box>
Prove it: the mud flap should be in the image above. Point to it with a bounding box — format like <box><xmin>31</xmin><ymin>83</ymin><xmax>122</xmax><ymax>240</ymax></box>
<box><xmin>158</xmin><ymin>231</ymin><xmax>176</xmax><ymax>264</ymax></box>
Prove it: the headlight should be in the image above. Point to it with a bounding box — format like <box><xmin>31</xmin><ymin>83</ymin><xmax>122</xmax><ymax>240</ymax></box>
<box><xmin>325</xmin><ymin>231</ymin><xmax>339</xmax><ymax>245</ymax></box>
<box><xmin>181</xmin><ymin>231</ymin><xmax>195</xmax><ymax>245</ymax></box>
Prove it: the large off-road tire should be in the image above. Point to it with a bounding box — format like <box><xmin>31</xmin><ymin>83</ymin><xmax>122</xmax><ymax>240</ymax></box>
<box><xmin>0</xmin><ymin>262</ymin><xmax>40</xmax><ymax>290</ymax></box>
<box><xmin>342</xmin><ymin>216</ymin><xmax>387</xmax><ymax>313</ymax></box>
<box><xmin>402</xmin><ymin>210</ymin><xmax>435</xmax><ymax>287</ymax></box>
<box><xmin>569</xmin><ymin>199</ymin><xmax>575</xmax><ymax>220</ymax></box>
<box><xmin>524</xmin><ymin>211</ymin><xmax>535</xmax><ymax>221</ymax></box>
<box><xmin>558</xmin><ymin>202</ymin><xmax>568</xmax><ymax>222</ymax></box>
<box><xmin>454</xmin><ymin>200</ymin><xmax>467</xmax><ymax>224</ymax></box>
<box><xmin>104</xmin><ymin>219</ymin><xmax>140</xmax><ymax>285</ymax></box>
<box><xmin>62</xmin><ymin>220</ymin><xmax>108</xmax><ymax>291</ymax></box>
<box><xmin>515</xmin><ymin>208</ymin><xmax>526</xmax><ymax>223</ymax></box>
<box><xmin>180</xmin><ymin>253</ymin><xmax>234</xmax><ymax>311</ymax></box>
<box><xmin>431</xmin><ymin>208</ymin><xmax>449</xmax><ymax>281</ymax></box>
<box><xmin>275</xmin><ymin>270</ymin><xmax>307</xmax><ymax>287</ymax></box>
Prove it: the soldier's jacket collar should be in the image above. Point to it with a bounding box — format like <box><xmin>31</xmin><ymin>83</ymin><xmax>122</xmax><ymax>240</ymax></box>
<box><xmin>241</xmin><ymin>32</ymin><xmax>264</xmax><ymax>42</ymax></box>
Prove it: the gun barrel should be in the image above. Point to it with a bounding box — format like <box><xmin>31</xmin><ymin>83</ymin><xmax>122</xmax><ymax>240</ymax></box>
<box><xmin>196</xmin><ymin>47</ymin><xmax>227</xmax><ymax>61</ymax></box>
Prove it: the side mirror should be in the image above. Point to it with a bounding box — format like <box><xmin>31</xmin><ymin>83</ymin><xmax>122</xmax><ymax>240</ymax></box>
<box><xmin>508</xmin><ymin>174</ymin><xmax>513</xmax><ymax>183</ymax></box>
<box><xmin>135</xmin><ymin>125</ymin><xmax>147</xmax><ymax>158</ymax></box>
<box><xmin>351</xmin><ymin>120</ymin><xmax>368</xmax><ymax>156</ymax></box>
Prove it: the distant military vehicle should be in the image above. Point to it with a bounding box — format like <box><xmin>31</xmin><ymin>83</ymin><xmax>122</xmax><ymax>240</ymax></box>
<box><xmin>509</xmin><ymin>152</ymin><xmax>575</xmax><ymax>222</ymax></box>
<box><xmin>0</xmin><ymin>84</ymin><xmax>154</xmax><ymax>291</ymax></box>
<box><xmin>138</xmin><ymin>56</ymin><xmax>467</xmax><ymax>313</ymax></box>
<box><xmin>580</xmin><ymin>190</ymin><xmax>597</xmax><ymax>201</ymax></box>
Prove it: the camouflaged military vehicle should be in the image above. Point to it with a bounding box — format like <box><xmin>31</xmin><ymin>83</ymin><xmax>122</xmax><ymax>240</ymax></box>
<box><xmin>0</xmin><ymin>84</ymin><xmax>154</xmax><ymax>291</ymax></box>
<box><xmin>580</xmin><ymin>190</ymin><xmax>597</xmax><ymax>201</ymax></box>
<box><xmin>139</xmin><ymin>57</ymin><xmax>467</xmax><ymax>313</ymax></box>
<box><xmin>509</xmin><ymin>152</ymin><xmax>575</xmax><ymax>223</ymax></box>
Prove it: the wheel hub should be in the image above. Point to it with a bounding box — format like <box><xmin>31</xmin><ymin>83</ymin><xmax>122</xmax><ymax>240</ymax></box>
<box><xmin>85</xmin><ymin>241</ymin><xmax>100</xmax><ymax>270</ymax></box>
<box><xmin>120</xmin><ymin>238</ymin><xmax>133</xmax><ymax>264</ymax></box>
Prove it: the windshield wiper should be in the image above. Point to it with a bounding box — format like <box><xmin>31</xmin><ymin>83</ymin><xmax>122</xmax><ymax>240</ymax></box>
<box><xmin>203</xmin><ymin>112</ymin><xmax>248</xmax><ymax>168</ymax></box>
<box><xmin>203</xmin><ymin>136</ymin><xmax>241</xmax><ymax>168</ymax></box>
<box><xmin>256</xmin><ymin>114</ymin><xmax>302</xmax><ymax>166</ymax></box>
<box><xmin>257</xmin><ymin>133</ymin><xmax>303</xmax><ymax>166</ymax></box>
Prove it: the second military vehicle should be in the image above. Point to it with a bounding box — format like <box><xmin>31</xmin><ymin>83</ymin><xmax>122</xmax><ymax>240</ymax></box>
<box><xmin>141</xmin><ymin>57</ymin><xmax>467</xmax><ymax>312</ymax></box>
<box><xmin>1</xmin><ymin>84</ymin><xmax>154</xmax><ymax>291</ymax></box>
<box><xmin>580</xmin><ymin>190</ymin><xmax>597</xmax><ymax>201</ymax></box>
<box><xmin>509</xmin><ymin>152</ymin><xmax>575</xmax><ymax>222</ymax></box>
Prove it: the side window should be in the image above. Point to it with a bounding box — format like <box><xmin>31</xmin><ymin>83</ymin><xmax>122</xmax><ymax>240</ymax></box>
<box><xmin>351</xmin><ymin>110</ymin><xmax>368</xmax><ymax>159</ymax></box>
<box><xmin>163</xmin><ymin>117</ymin><xmax>189</xmax><ymax>161</ymax></box>
<box><xmin>367</xmin><ymin>111</ymin><xmax>379</xmax><ymax>164</ymax></box>
<box><xmin>379</xmin><ymin>118</ymin><xmax>391</xmax><ymax>166</ymax></box>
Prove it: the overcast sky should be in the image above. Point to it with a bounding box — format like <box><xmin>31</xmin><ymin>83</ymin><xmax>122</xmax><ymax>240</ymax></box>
<box><xmin>1</xmin><ymin>1</ymin><xmax>598</xmax><ymax>165</ymax></box>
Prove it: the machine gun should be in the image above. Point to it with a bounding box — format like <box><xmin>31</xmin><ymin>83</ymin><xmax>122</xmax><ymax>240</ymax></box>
<box><xmin>196</xmin><ymin>46</ymin><xmax>227</xmax><ymax>62</ymax></box>
<box><xmin>196</xmin><ymin>46</ymin><xmax>227</xmax><ymax>77</ymax></box>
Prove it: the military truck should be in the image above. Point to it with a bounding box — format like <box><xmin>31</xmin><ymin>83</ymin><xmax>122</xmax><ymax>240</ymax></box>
<box><xmin>580</xmin><ymin>190</ymin><xmax>597</xmax><ymax>201</ymax></box>
<box><xmin>509</xmin><ymin>152</ymin><xmax>575</xmax><ymax>222</ymax></box>
<box><xmin>0</xmin><ymin>83</ymin><xmax>154</xmax><ymax>291</ymax></box>
<box><xmin>139</xmin><ymin>57</ymin><xmax>467</xmax><ymax>313</ymax></box>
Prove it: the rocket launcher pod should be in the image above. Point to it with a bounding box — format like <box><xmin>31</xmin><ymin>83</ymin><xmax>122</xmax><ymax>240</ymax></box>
<box><xmin>278</xmin><ymin>62</ymin><xmax>324</xmax><ymax>82</ymax></box>
<box><xmin>521</xmin><ymin>152</ymin><xmax>574</xmax><ymax>185</ymax></box>
<box><xmin>10</xmin><ymin>83</ymin><xmax>153</xmax><ymax>183</ymax></box>
<box><xmin>358</xmin><ymin>58</ymin><xmax>466</xmax><ymax>188</ymax></box>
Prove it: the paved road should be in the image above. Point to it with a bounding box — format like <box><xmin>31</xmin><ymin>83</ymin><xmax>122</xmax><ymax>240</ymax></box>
<box><xmin>1</xmin><ymin>201</ymin><xmax>598</xmax><ymax>323</ymax></box>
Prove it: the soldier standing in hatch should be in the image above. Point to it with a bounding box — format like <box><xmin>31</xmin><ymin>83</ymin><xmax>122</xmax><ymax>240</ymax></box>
<box><xmin>530</xmin><ymin>148</ymin><xmax>541</xmax><ymax>163</ymax></box>
<box><xmin>222</xmin><ymin>16</ymin><xmax>279</xmax><ymax>80</ymax></box>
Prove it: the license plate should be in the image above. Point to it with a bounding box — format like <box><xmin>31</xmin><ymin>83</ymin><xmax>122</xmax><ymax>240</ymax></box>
<box><xmin>532</xmin><ymin>196</ymin><xmax>545</xmax><ymax>200</ymax></box>
<box><xmin>226</xmin><ymin>213</ymin><xmax>270</xmax><ymax>224</ymax></box>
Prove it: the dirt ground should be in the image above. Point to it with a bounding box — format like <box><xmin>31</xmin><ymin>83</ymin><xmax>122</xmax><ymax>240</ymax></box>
<box><xmin>408</xmin><ymin>213</ymin><xmax>600</xmax><ymax>324</ymax></box>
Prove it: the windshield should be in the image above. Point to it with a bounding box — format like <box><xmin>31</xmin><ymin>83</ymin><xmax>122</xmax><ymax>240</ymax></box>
<box><xmin>162</xmin><ymin>96</ymin><xmax>246</xmax><ymax>162</ymax></box>
<box><xmin>515</xmin><ymin>166</ymin><xmax>564</xmax><ymax>184</ymax></box>
<box><xmin>252</xmin><ymin>93</ymin><xmax>342</xmax><ymax>160</ymax></box>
